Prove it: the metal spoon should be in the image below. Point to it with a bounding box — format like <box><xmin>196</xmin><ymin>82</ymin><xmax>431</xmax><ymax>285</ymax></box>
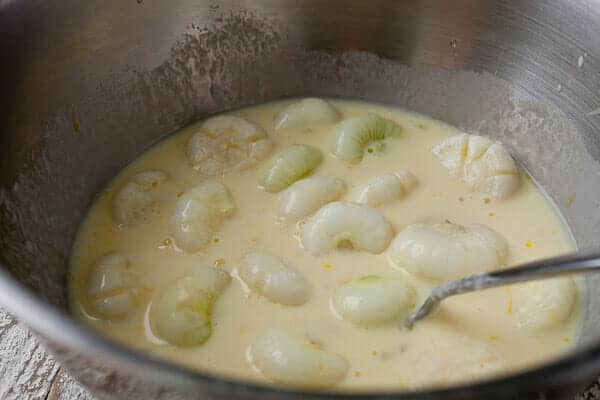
<box><xmin>404</xmin><ymin>250</ymin><xmax>600</xmax><ymax>329</ymax></box>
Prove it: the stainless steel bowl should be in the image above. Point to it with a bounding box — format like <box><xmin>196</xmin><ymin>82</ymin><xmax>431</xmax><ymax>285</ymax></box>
<box><xmin>2</xmin><ymin>1</ymin><xmax>600</xmax><ymax>399</ymax></box>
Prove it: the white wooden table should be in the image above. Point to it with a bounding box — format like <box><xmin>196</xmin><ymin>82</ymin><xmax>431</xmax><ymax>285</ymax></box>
<box><xmin>1</xmin><ymin>308</ymin><xmax>599</xmax><ymax>400</ymax></box>
<box><xmin>0</xmin><ymin>309</ymin><xmax>92</xmax><ymax>400</ymax></box>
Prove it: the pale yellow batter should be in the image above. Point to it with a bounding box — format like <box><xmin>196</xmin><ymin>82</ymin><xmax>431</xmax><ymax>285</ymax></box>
<box><xmin>69</xmin><ymin>99</ymin><xmax>580</xmax><ymax>391</ymax></box>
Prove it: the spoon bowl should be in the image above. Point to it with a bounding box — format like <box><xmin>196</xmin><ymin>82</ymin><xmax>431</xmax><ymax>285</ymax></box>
<box><xmin>404</xmin><ymin>250</ymin><xmax>600</xmax><ymax>329</ymax></box>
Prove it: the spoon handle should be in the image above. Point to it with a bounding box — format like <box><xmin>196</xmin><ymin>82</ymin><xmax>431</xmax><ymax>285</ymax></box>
<box><xmin>404</xmin><ymin>250</ymin><xmax>600</xmax><ymax>329</ymax></box>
